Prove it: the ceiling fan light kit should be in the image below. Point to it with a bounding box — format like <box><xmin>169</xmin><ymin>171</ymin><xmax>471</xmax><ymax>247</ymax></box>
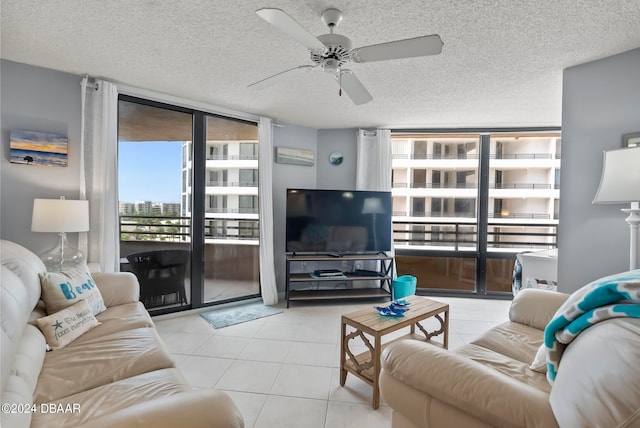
<box><xmin>251</xmin><ymin>7</ymin><xmax>443</xmax><ymax>105</ymax></box>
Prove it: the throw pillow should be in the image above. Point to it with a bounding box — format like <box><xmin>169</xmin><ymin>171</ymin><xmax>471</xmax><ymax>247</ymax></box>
<box><xmin>529</xmin><ymin>343</ymin><xmax>547</xmax><ymax>373</ymax></box>
<box><xmin>34</xmin><ymin>299</ymin><xmax>100</xmax><ymax>350</ymax></box>
<box><xmin>40</xmin><ymin>267</ymin><xmax>106</xmax><ymax>316</ymax></box>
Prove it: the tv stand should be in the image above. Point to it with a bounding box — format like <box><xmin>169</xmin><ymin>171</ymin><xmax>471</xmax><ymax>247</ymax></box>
<box><xmin>285</xmin><ymin>254</ymin><xmax>393</xmax><ymax>308</ymax></box>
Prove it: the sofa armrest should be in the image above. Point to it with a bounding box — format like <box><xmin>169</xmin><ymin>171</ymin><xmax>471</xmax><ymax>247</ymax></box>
<box><xmin>508</xmin><ymin>288</ymin><xmax>568</xmax><ymax>330</ymax></box>
<box><xmin>381</xmin><ymin>340</ymin><xmax>557</xmax><ymax>428</ymax></box>
<box><xmin>92</xmin><ymin>272</ymin><xmax>140</xmax><ymax>307</ymax></box>
<box><xmin>78</xmin><ymin>390</ymin><xmax>244</xmax><ymax>428</ymax></box>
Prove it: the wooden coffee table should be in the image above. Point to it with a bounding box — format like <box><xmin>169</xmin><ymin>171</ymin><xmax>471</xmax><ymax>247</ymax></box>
<box><xmin>340</xmin><ymin>295</ymin><xmax>449</xmax><ymax>409</ymax></box>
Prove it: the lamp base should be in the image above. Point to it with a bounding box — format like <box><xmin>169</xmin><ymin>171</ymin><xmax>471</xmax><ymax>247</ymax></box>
<box><xmin>39</xmin><ymin>232</ymin><xmax>86</xmax><ymax>271</ymax></box>
<box><xmin>621</xmin><ymin>202</ymin><xmax>640</xmax><ymax>271</ymax></box>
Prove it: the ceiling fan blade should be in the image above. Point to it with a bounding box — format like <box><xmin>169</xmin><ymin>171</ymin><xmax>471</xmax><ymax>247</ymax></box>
<box><xmin>256</xmin><ymin>8</ymin><xmax>326</xmax><ymax>51</ymax></box>
<box><xmin>248</xmin><ymin>65</ymin><xmax>316</xmax><ymax>89</ymax></box>
<box><xmin>351</xmin><ymin>34</ymin><xmax>443</xmax><ymax>63</ymax></box>
<box><xmin>336</xmin><ymin>70</ymin><xmax>373</xmax><ymax>105</ymax></box>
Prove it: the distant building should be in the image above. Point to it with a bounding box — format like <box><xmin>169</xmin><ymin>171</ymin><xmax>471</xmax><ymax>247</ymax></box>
<box><xmin>182</xmin><ymin>139</ymin><xmax>260</xmax><ymax>242</ymax></box>
<box><xmin>159</xmin><ymin>203</ymin><xmax>180</xmax><ymax>215</ymax></box>
<box><xmin>119</xmin><ymin>202</ymin><xmax>135</xmax><ymax>215</ymax></box>
<box><xmin>391</xmin><ymin>133</ymin><xmax>560</xmax><ymax>251</ymax></box>
<box><xmin>135</xmin><ymin>201</ymin><xmax>153</xmax><ymax>214</ymax></box>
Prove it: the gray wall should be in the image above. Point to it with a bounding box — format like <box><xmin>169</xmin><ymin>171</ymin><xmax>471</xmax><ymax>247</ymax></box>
<box><xmin>316</xmin><ymin>128</ymin><xmax>358</xmax><ymax>189</ymax></box>
<box><xmin>272</xmin><ymin>123</ymin><xmax>318</xmax><ymax>289</ymax></box>
<box><xmin>0</xmin><ymin>60</ymin><xmax>83</xmax><ymax>254</ymax></box>
<box><xmin>558</xmin><ymin>47</ymin><xmax>640</xmax><ymax>293</ymax></box>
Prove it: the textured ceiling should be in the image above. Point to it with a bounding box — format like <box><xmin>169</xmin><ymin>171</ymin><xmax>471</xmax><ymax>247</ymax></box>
<box><xmin>2</xmin><ymin>0</ymin><xmax>640</xmax><ymax>129</ymax></box>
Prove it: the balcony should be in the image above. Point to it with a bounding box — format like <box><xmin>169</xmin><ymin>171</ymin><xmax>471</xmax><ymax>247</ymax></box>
<box><xmin>119</xmin><ymin>215</ymin><xmax>260</xmax><ymax>309</ymax></box>
<box><xmin>393</xmin><ymin>219</ymin><xmax>557</xmax><ymax>293</ymax></box>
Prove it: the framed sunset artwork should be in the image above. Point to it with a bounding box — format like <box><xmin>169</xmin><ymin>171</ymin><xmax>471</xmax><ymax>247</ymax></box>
<box><xmin>9</xmin><ymin>129</ymin><xmax>68</xmax><ymax>167</ymax></box>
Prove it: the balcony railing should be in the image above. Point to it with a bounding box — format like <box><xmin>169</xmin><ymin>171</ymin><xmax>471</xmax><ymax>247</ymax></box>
<box><xmin>205</xmin><ymin>154</ymin><xmax>258</xmax><ymax>160</ymax></box>
<box><xmin>393</xmin><ymin>220</ymin><xmax>557</xmax><ymax>251</ymax></box>
<box><xmin>393</xmin><ymin>183</ymin><xmax>554</xmax><ymax>189</ymax></box>
<box><xmin>392</xmin><ymin>153</ymin><xmax>558</xmax><ymax>160</ymax></box>
<box><xmin>490</xmin><ymin>153</ymin><xmax>554</xmax><ymax>160</ymax></box>
<box><xmin>206</xmin><ymin>181</ymin><xmax>258</xmax><ymax>187</ymax></box>
<box><xmin>205</xmin><ymin>208</ymin><xmax>259</xmax><ymax>214</ymax></box>
<box><xmin>490</xmin><ymin>183</ymin><xmax>552</xmax><ymax>189</ymax></box>
<box><xmin>393</xmin><ymin>153</ymin><xmax>480</xmax><ymax>160</ymax></box>
<box><xmin>119</xmin><ymin>215</ymin><xmax>259</xmax><ymax>241</ymax></box>
<box><xmin>409</xmin><ymin>182</ymin><xmax>478</xmax><ymax>189</ymax></box>
<box><xmin>394</xmin><ymin>211</ymin><xmax>476</xmax><ymax>218</ymax></box>
<box><xmin>393</xmin><ymin>211</ymin><xmax>552</xmax><ymax>220</ymax></box>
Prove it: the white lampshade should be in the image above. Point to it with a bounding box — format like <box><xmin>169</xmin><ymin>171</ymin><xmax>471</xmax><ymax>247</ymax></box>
<box><xmin>361</xmin><ymin>197</ymin><xmax>385</xmax><ymax>214</ymax></box>
<box><xmin>593</xmin><ymin>147</ymin><xmax>640</xmax><ymax>204</ymax></box>
<box><xmin>32</xmin><ymin>198</ymin><xmax>89</xmax><ymax>232</ymax></box>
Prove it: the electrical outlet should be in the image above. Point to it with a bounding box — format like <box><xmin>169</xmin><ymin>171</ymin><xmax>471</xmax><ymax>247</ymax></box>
<box><xmin>341</xmin><ymin>260</ymin><xmax>348</xmax><ymax>269</ymax></box>
<box><xmin>301</xmin><ymin>261</ymin><xmax>306</xmax><ymax>269</ymax></box>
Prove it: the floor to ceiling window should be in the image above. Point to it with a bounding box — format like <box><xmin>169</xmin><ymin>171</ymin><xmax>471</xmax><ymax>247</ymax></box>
<box><xmin>117</xmin><ymin>96</ymin><xmax>260</xmax><ymax>314</ymax></box>
<box><xmin>391</xmin><ymin>130</ymin><xmax>560</xmax><ymax>297</ymax></box>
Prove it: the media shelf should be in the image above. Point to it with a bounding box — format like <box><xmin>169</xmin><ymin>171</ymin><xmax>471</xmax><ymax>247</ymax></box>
<box><xmin>285</xmin><ymin>254</ymin><xmax>393</xmax><ymax>308</ymax></box>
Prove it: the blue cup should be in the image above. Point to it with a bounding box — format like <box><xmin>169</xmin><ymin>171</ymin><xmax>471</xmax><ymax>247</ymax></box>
<box><xmin>392</xmin><ymin>275</ymin><xmax>417</xmax><ymax>300</ymax></box>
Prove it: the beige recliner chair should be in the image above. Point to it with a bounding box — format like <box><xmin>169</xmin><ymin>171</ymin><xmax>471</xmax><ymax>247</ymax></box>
<box><xmin>380</xmin><ymin>288</ymin><xmax>640</xmax><ymax>428</ymax></box>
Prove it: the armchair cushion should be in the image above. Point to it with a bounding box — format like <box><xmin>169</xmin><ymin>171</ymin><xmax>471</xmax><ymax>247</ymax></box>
<box><xmin>381</xmin><ymin>340</ymin><xmax>557</xmax><ymax>428</ymax></box>
<box><xmin>92</xmin><ymin>272</ymin><xmax>140</xmax><ymax>306</ymax></box>
<box><xmin>508</xmin><ymin>288</ymin><xmax>568</xmax><ymax>330</ymax></box>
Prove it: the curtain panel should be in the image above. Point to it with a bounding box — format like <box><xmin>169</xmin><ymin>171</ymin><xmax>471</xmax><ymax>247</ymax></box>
<box><xmin>356</xmin><ymin>128</ymin><xmax>396</xmax><ymax>276</ymax></box>
<box><xmin>79</xmin><ymin>77</ymin><xmax>120</xmax><ymax>273</ymax></box>
<box><xmin>258</xmin><ymin>117</ymin><xmax>278</xmax><ymax>305</ymax></box>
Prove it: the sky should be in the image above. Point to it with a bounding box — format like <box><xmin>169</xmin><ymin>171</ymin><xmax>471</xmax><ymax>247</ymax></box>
<box><xmin>118</xmin><ymin>141</ymin><xmax>182</xmax><ymax>203</ymax></box>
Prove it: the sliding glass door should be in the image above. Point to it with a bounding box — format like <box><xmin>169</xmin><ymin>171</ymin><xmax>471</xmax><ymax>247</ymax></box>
<box><xmin>200</xmin><ymin>115</ymin><xmax>260</xmax><ymax>303</ymax></box>
<box><xmin>117</xmin><ymin>96</ymin><xmax>260</xmax><ymax>313</ymax></box>
<box><xmin>391</xmin><ymin>131</ymin><xmax>560</xmax><ymax>297</ymax></box>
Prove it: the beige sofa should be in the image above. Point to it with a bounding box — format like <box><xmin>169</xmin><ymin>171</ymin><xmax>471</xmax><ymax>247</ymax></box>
<box><xmin>380</xmin><ymin>288</ymin><xmax>640</xmax><ymax>428</ymax></box>
<box><xmin>1</xmin><ymin>239</ymin><xmax>244</xmax><ymax>428</ymax></box>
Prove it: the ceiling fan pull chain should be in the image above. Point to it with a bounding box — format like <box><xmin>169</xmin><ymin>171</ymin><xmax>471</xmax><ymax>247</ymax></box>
<box><xmin>339</xmin><ymin>72</ymin><xmax>342</xmax><ymax>96</ymax></box>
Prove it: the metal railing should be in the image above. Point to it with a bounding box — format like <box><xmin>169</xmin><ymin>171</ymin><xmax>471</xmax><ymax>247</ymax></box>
<box><xmin>206</xmin><ymin>181</ymin><xmax>258</xmax><ymax>187</ymax></box>
<box><xmin>119</xmin><ymin>215</ymin><xmax>259</xmax><ymax>241</ymax></box>
<box><xmin>394</xmin><ymin>182</ymin><xmax>553</xmax><ymax>189</ymax></box>
<box><xmin>205</xmin><ymin>208</ymin><xmax>259</xmax><ymax>214</ymax></box>
<box><xmin>392</xmin><ymin>153</ymin><xmax>480</xmax><ymax>160</ymax></box>
<box><xmin>393</xmin><ymin>220</ymin><xmax>557</xmax><ymax>251</ymax></box>
<box><xmin>205</xmin><ymin>154</ymin><xmax>258</xmax><ymax>161</ymax></box>
<box><xmin>392</xmin><ymin>153</ymin><xmax>558</xmax><ymax>160</ymax></box>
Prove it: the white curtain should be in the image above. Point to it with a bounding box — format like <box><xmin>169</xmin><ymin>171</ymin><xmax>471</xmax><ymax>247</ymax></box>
<box><xmin>79</xmin><ymin>77</ymin><xmax>120</xmax><ymax>273</ymax></box>
<box><xmin>356</xmin><ymin>129</ymin><xmax>396</xmax><ymax>276</ymax></box>
<box><xmin>356</xmin><ymin>129</ymin><xmax>392</xmax><ymax>191</ymax></box>
<box><xmin>258</xmin><ymin>117</ymin><xmax>278</xmax><ymax>305</ymax></box>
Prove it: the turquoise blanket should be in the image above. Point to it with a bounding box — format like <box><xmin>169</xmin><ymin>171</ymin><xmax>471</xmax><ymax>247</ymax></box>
<box><xmin>544</xmin><ymin>270</ymin><xmax>640</xmax><ymax>383</ymax></box>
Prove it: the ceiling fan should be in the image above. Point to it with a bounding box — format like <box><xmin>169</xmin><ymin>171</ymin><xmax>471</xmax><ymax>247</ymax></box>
<box><xmin>249</xmin><ymin>7</ymin><xmax>443</xmax><ymax>105</ymax></box>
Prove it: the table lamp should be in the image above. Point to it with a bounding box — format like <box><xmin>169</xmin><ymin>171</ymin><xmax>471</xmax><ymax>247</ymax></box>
<box><xmin>31</xmin><ymin>197</ymin><xmax>90</xmax><ymax>271</ymax></box>
<box><xmin>593</xmin><ymin>146</ymin><xmax>640</xmax><ymax>270</ymax></box>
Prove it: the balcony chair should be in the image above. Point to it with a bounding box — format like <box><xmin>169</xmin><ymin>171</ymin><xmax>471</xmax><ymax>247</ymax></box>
<box><xmin>126</xmin><ymin>249</ymin><xmax>189</xmax><ymax>308</ymax></box>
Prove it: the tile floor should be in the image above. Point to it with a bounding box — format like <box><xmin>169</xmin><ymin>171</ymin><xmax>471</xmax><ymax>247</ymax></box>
<box><xmin>154</xmin><ymin>296</ymin><xmax>512</xmax><ymax>428</ymax></box>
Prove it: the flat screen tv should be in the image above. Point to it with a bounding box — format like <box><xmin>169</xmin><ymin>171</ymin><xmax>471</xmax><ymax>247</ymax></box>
<box><xmin>286</xmin><ymin>189</ymin><xmax>392</xmax><ymax>254</ymax></box>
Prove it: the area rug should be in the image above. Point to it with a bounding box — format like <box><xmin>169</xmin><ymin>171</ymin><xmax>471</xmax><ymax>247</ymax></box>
<box><xmin>200</xmin><ymin>302</ymin><xmax>283</xmax><ymax>328</ymax></box>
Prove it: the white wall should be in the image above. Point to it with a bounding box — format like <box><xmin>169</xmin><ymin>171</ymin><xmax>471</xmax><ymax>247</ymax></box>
<box><xmin>0</xmin><ymin>60</ymin><xmax>83</xmax><ymax>254</ymax></box>
<box><xmin>558</xmin><ymin>47</ymin><xmax>640</xmax><ymax>293</ymax></box>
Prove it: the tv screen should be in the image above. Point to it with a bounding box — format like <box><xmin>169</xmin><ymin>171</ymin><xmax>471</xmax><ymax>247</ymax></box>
<box><xmin>286</xmin><ymin>189</ymin><xmax>392</xmax><ymax>254</ymax></box>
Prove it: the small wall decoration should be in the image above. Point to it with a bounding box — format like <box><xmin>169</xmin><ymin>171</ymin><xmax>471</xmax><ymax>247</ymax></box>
<box><xmin>622</xmin><ymin>132</ymin><xmax>640</xmax><ymax>148</ymax></box>
<box><xmin>10</xmin><ymin>129</ymin><xmax>68</xmax><ymax>167</ymax></box>
<box><xmin>275</xmin><ymin>147</ymin><xmax>314</xmax><ymax>166</ymax></box>
<box><xmin>329</xmin><ymin>151</ymin><xmax>344</xmax><ymax>165</ymax></box>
